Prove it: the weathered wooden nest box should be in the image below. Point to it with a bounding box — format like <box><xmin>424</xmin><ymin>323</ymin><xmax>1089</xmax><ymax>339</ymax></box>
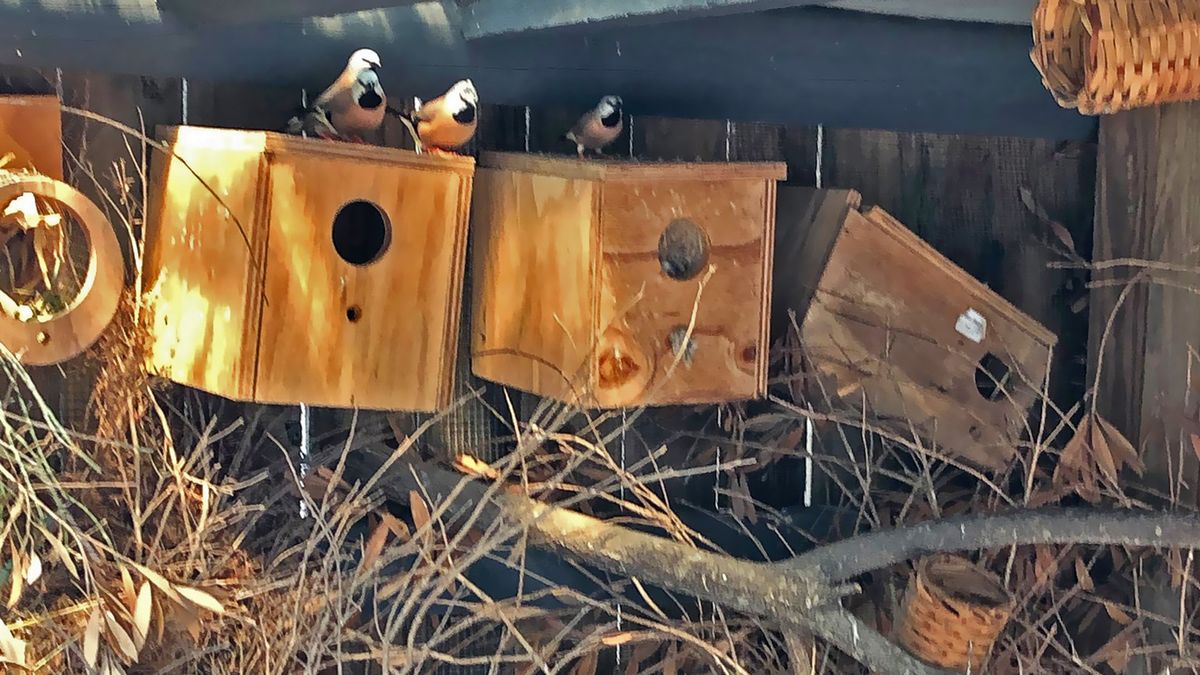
<box><xmin>144</xmin><ymin>126</ymin><xmax>474</xmax><ymax>411</ymax></box>
<box><xmin>471</xmin><ymin>151</ymin><xmax>785</xmax><ymax>408</ymax></box>
<box><xmin>775</xmin><ymin>187</ymin><xmax>1057</xmax><ymax>470</ymax></box>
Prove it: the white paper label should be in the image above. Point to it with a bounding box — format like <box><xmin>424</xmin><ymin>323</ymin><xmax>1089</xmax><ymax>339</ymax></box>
<box><xmin>955</xmin><ymin>308</ymin><xmax>987</xmax><ymax>343</ymax></box>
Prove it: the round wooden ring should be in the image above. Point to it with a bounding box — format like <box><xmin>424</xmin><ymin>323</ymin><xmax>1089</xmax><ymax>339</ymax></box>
<box><xmin>0</xmin><ymin>173</ymin><xmax>124</xmax><ymax>365</ymax></box>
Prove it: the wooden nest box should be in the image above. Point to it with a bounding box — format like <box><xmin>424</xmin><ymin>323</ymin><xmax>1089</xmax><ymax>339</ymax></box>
<box><xmin>775</xmin><ymin>187</ymin><xmax>1057</xmax><ymax>470</ymax></box>
<box><xmin>144</xmin><ymin>126</ymin><xmax>474</xmax><ymax>411</ymax></box>
<box><xmin>471</xmin><ymin>151</ymin><xmax>785</xmax><ymax>408</ymax></box>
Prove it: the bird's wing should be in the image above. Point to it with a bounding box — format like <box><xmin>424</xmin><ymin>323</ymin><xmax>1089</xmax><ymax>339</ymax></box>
<box><xmin>313</xmin><ymin>70</ymin><xmax>356</xmax><ymax>111</ymax></box>
<box><xmin>566</xmin><ymin>111</ymin><xmax>593</xmax><ymax>140</ymax></box>
<box><xmin>412</xmin><ymin>93</ymin><xmax>445</xmax><ymax>122</ymax></box>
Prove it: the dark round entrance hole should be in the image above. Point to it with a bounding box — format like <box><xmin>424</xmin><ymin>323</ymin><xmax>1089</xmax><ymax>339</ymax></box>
<box><xmin>346</xmin><ymin>305</ymin><xmax>363</xmax><ymax>323</ymax></box>
<box><xmin>974</xmin><ymin>352</ymin><xmax>1012</xmax><ymax>402</ymax></box>
<box><xmin>658</xmin><ymin>218</ymin><xmax>710</xmax><ymax>281</ymax></box>
<box><xmin>331</xmin><ymin>200</ymin><xmax>390</xmax><ymax>265</ymax></box>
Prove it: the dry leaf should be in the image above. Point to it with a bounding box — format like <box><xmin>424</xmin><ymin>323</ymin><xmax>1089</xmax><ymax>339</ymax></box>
<box><xmin>1088</xmin><ymin>419</ymin><xmax>1120</xmax><ymax>483</ymax></box>
<box><xmin>7</xmin><ymin>544</ymin><xmax>24</xmax><ymax>609</ymax></box>
<box><xmin>175</xmin><ymin>585</ymin><xmax>225</xmax><ymax>615</ymax></box>
<box><xmin>1094</xmin><ymin>415</ymin><xmax>1144</xmax><ymax>475</ymax></box>
<box><xmin>120</xmin><ymin>568</ymin><xmax>136</xmax><ymax>611</ymax></box>
<box><xmin>600</xmin><ymin>631</ymin><xmax>635</xmax><ymax>647</ymax></box>
<box><xmin>84</xmin><ymin>607</ymin><xmax>103</xmax><ymax>667</ymax></box>
<box><xmin>571</xmin><ymin>651</ymin><xmax>598</xmax><ymax>675</ymax></box>
<box><xmin>409</xmin><ymin>490</ymin><xmax>432</xmax><ymax>540</ymax></box>
<box><xmin>1074</xmin><ymin>555</ymin><xmax>1094</xmax><ymax>592</ymax></box>
<box><xmin>23</xmin><ymin>552</ymin><xmax>41</xmax><ymax>586</ymax></box>
<box><xmin>132</xmin><ymin>564</ymin><xmax>180</xmax><ymax>603</ymax></box>
<box><xmin>1103</xmin><ymin>600</ymin><xmax>1133</xmax><ymax>626</ymax></box>
<box><xmin>103</xmin><ymin>610</ymin><xmax>138</xmax><ymax>662</ymax></box>
<box><xmin>133</xmin><ymin>583</ymin><xmax>152</xmax><ymax>651</ymax></box>
<box><xmin>359</xmin><ymin>518</ymin><xmax>392</xmax><ymax>574</ymax></box>
<box><xmin>379</xmin><ymin>512</ymin><xmax>410</xmax><ymax>540</ymax></box>
<box><xmin>41</xmin><ymin>528</ymin><xmax>79</xmax><ymax>580</ymax></box>
<box><xmin>1190</xmin><ymin>434</ymin><xmax>1200</xmax><ymax>462</ymax></box>
<box><xmin>0</xmin><ymin>619</ymin><xmax>27</xmax><ymax>667</ymax></box>
<box><xmin>627</xmin><ymin>642</ymin><xmax>657</xmax><ymax>675</ymax></box>
<box><xmin>1034</xmin><ymin>545</ymin><xmax>1058</xmax><ymax>586</ymax></box>
<box><xmin>663</xmin><ymin>642</ymin><xmax>679</xmax><ymax>675</ymax></box>
<box><xmin>454</xmin><ymin>453</ymin><xmax>499</xmax><ymax>480</ymax></box>
<box><xmin>1019</xmin><ymin>185</ymin><xmax>1077</xmax><ymax>255</ymax></box>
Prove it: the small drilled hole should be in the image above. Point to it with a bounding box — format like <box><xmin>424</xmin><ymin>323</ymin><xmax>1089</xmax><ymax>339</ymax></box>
<box><xmin>974</xmin><ymin>352</ymin><xmax>1012</xmax><ymax>401</ymax></box>
<box><xmin>35</xmin><ymin>331</ymin><xmax>50</xmax><ymax>345</ymax></box>
<box><xmin>658</xmin><ymin>218</ymin><xmax>710</xmax><ymax>281</ymax></box>
<box><xmin>346</xmin><ymin>305</ymin><xmax>363</xmax><ymax>322</ymax></box>
<box><xmin>332</xmin><ymin>200</ymin><xmax>391</xmax><ymax>265</ymax></box>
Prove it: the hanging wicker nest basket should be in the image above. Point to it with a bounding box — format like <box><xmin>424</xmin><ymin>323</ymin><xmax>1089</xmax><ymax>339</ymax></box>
<box><xmin>895</xmin><ymin>554</ymin><xmax>1013</xmax><ymax>672</ymax></box>
<box><xmin>1031</xmin><ymin>0</ymin><xmax>1200</xmax><ymax>114</ymax></box>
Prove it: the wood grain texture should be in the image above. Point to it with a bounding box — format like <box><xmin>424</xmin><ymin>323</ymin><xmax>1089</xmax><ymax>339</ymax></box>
<box><xmin>596</xmin><ymin>178</ymin><xmax>773</xmax><ymax>406</ymax></box>
<box><xmin>822</xmin><ymin>129</ymin><xmax>1095</xmax><ymax>415</ymax></box>
<box><xmin>470</xmin><ymin>168</ymin><xmax>599</xmax><ymax>401</ymax></box>
<box><xmin>777</xmin><ymin>186</ymin><xmax>1057</xmax><ymax>470</ymax></box>
<box><xmin>471</xmin><ymin>149</ymin><xmax>779</xmax><ymax>407</ymax></box>
<box><xmin>479</xmin><ymin>151</ymin><xmax>786</xmax><ymax>182</ymax></box>
<box><xmin>146</xmin><ymin>125</ymin><xmax>473</xmax><ymax>411</ymax></box>
<box><xmin>0</xmin><ymin>95</ymin><xmax>63</xmax><ymax>180</ymax></box>
<box><xmin>256</xmin><ymin>152</ymin><xmax>471</xmax><ymax>410</ymax></box>
<box><xmin>1089</xmin><ymin>103</ymin><xmax>1200</xmax><ymax>507</ymax></box>
<box><xmin>144</xmin><ymin>138</ymin><xmax>267</xmax><ymax>400</ymax></box>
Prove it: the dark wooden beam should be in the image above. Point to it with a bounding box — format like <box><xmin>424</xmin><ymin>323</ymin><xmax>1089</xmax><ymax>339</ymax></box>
<box><xmin>460</xmin><ymin>0</ymin><xmax>825</xmax><ymax>40</ymax></box>
<box><xmin>157</xmin><ymin>0</ymin><xmax>422</xmax><ymax>25</ymax></box>
<box><xmin>1088</xmin><ymin>103</ymin><xmax>1200</xmax><ymax>674</ymax></box>
<box><xmin>0</xmin><ymin>4</ymin><xmax>1092</xmax><ymax>139</ymax></box>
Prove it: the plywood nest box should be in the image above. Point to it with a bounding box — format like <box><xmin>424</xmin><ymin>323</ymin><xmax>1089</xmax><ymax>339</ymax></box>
<box><xmin>471</xmin><ymin>151</ymin><xmax>785</xmax><ymax>408</ymax></box>
<box><xmin>144</xmin><ymin>126</ymin><xmax>474</xmax><ymax>411</ymax></box>
<box><xmin>775</xmin><ymin>187</ymin><xmax>1057</xmax><ymax>470</ymax></box>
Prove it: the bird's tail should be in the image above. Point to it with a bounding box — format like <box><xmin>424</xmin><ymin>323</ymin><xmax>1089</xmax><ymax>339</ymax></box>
<box><xmin>386</xmin><ymin>105</ymin><xmax>423</xmax><ymax>153</ymax></box>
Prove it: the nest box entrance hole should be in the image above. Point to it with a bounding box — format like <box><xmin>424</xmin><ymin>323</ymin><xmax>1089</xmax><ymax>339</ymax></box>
<box><xmin>331</xmin><ymin>200</ymin><xmax>391</xmax><ymax>266</ymax></box>
<box><xmin>0</xmin><ymin>191</ymin><xmax>93</xmax><ymax>322</ymax></box>
<box><xmin>974</xmin><ymin>352</ymin><xmax>1012</xmax><ymax>402</ymax></box>
<box><xmin>658</xmin><ymin>218</ymin><xmax>710</xmax><ymax>281</ymax></box>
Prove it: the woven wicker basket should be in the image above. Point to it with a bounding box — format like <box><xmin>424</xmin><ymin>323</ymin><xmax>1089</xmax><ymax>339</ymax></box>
<box><xmin>895</xmin><ymin>554</ymin><xmax>1012</xmax><ymax>672</ymax></box>
<box><xmin>1031</xmin><ymin>0</ymin><xmax>1200</xmax><ymax>114</ymax></box>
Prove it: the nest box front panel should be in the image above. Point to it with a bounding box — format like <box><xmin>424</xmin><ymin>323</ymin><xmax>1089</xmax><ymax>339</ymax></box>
<box><xmin>254</xmin><ymin>154</ymin><xmax>469</xmax><ymax>411</ymax></box>
<box><xmin>470</xmin><ymin>169</ymin><xmax>598</xmax><ymax>401</ymax></box>
<box><xmin>145</xmin><ymin>142</ymin><xmax>269</xmax><ymax>401</ymax></box>
<box><xmin>801</xmin><ymin>207</ymin><xmax>1055</xmax><ymax>470</ymax></box>
<box><xmin>593</xmin><ymin>179</ymin><xmax>773</xmax><ymax>407</ymax></box>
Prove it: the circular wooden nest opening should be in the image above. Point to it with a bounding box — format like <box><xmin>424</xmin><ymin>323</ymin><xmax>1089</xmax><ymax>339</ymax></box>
<box><xmin>332</xmin><ymin>199</ymin><xmax>391</xmax><ymax>266</ymax></box>
<box><xmin>657</xmin><ymin>218</ymin><xmax>710</xmax><ymax>281</ymax></box>
<box><xmin>0</xmin><ymin>191</ymin><xmax>93</xmax><ymax>322</ymax></box>
<box><xmin>0</xmin><ymin>171</ymin><xmax>124</xmax><ymax>366</ymax></box>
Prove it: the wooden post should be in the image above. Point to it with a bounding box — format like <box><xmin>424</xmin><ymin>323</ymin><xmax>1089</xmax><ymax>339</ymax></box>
<box><xmin>1088</xmin><ymin>102</ymin><xmax>1200</xmax><ymax>673</ymax></box>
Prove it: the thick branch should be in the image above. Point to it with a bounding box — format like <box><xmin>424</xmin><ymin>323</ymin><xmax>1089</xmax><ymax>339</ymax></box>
<box><xmin>788</xmin><ymin>507</ymin><xmax>1200</xmax><ymax>582</ymax></box>
<box><xmin>353</xmin><ymin>449</ymin><xmax>839</xmax><ymax>616</ymax></box>
<box><xmin>349</xmin><ymin>450</ymin><xmax>940</xmax><ymax>672</ymax></box>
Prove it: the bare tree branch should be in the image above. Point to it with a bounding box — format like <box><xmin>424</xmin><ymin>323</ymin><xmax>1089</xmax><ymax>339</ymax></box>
<box><xmin>787</xmin><ymin>507</ymin><xmax>1200</xmax><ymax>583</ymax></box>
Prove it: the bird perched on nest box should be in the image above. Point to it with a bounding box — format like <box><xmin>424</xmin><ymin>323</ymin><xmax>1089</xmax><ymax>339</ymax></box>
<box><xmin>286</xmin><ymin>48</ymin><xmax>386</xmax><ymax>143</ymax></box>
<box><xmin>409</xmin><ymin>79</ymin><xmax>479</xmax><ymax>156</ymax></box>
<box><xmin>565</xmin><ymin>95</ymin><xmax>623</xmax><ymax>158</ymax></box>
